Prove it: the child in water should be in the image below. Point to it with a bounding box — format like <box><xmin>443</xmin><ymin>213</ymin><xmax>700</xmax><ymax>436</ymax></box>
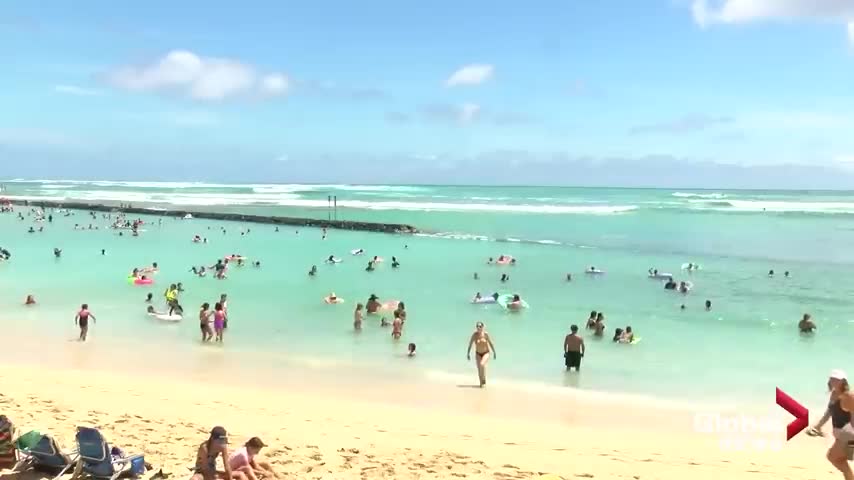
<box><xmin>407</xmin><ymin>343</ymin><xmax>416</xmax><ymax>357</ymax></box>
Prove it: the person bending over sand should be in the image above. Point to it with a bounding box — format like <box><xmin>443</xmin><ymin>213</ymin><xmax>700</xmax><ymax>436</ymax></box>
<box><xmin>228</xmin><ymin>437</ymin><xmax>282</xmax><ymax>480</ymax></box>
<box><xmin>192</xmin><ymin>427</ymin><xmax>246</xmax><ymax>480</ymax></box>
<box><xmin>466</xmin><ymin>322</ymin><xmax>496</xmax><ymax>387</ymax></box>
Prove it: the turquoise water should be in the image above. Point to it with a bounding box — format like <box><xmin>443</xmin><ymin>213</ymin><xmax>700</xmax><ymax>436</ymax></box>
<box><xmin>2</xmin><ymin>180</ymin><xmax>854</xmax><ymax>409</ymax></box>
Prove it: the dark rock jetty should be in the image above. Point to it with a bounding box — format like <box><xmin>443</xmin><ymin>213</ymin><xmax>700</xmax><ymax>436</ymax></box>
<box><xmin>10</xmin><ymin>200</ymin><xmax>419</xmax><ymax>234</ymax></box>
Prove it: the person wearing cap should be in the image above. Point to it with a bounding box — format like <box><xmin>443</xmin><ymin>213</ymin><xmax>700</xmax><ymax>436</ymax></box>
<box><xmin>366</xmin><ymin>294</ymin><xmax>381</xmax><ymax>314</ymax></box>
<box><xmin>808</xmin><ymin>370</ymin><xmax>854</xmax><ymax>479</ymax></box>
<box><xmin>228</xmin><ymin>437</ymin><xmax>281</xmax><ymax>480</ymax></box>
<box><xmin>191</xmin><ymin>426</ymin><xmax>247</xmax><ymax>480</ymax></box>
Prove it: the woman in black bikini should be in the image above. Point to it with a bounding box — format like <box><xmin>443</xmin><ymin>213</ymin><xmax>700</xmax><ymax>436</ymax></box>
<box><xmin>808</xmin><ymin>370</ymin><xmax>854</xmax><ymax>479</ymax></box>
<box><xmin>191</xmin><ymin>426</ymin><xmax>246</xmax><ymax>480</ymax></box>
<box><xmin>466</xmin><ymin>322</ymin><xmax>496</xmax><ymax>387</ymax></box>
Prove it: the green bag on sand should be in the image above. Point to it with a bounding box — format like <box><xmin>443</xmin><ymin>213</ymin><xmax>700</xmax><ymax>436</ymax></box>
<box><xmin>15</xmin><ymin>430</ymin><xmax>42</xmax><ymax>451</ymax></box>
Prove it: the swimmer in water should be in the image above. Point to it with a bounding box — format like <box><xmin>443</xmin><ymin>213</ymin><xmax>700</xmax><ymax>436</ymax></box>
<box><xmin>566</xmin><ymin>273</ymin><xmax>572</xmax><ymax>282</ymax></box>
<box><xmin>473</xmin><ymin>272</ymin><xmax>479</xmax><ymax>280</ymax></box>
<box><xmin>785</xmin><ymin>271</ymin><xmax>790</xmax><ymax>278</ymax></box>
<box><xmin>799</xmin><ymin>313</ymin><xmax>816</xmax><ymax>334</ymax></box>
<box><xmin>705</xmin><ymin>300</ymin><xmax>712</xmax><ymax>311</ymax></box>
<box><xmin>466</xmin><ymin>322</ymin><xmax>496</xmax><ymax>388</ymax></box>
<box><xmin>510</xmin><ymin>258</ymin><xmax>516</xmax><ymax>266</ymax></box>
<box><xmin>145</xmin><ymin>293</ymin><xmax>153</xmax><ymax>303</ymax></box>
<box><xmin>366</xmin><ymin>295</ymin><xmax>381</xmax><ymax>314</ymax></box>
<box><xmin>380</xmin><ymin>317</ymin><xmax>390</xmax><ymax>327</ymax></box>
<box><xmin>394</xmin><ymin>302</ymin><xmax>407</xmax><ymax>323</ymax></box>
<box><xmin>472</xmin><ymin>292</ymin><xmax>483</xmax><ymax>302</ymax></box>
<box><xmin>24</xmin><ymin>294</ymin><xmax>36</xmax><ymax>305</ymax></box>
<box><xmin>508</xmin><ymin>294</ymin><xmax>523</xmax><ymax>310</ymax></box>
<box><xmin>391</xmin><ymin>314</ymin><xmax>403</xmax><ymax>339</ymax></box>
<box><xmin>586</xmin><ymin>311</ymin><xmax>598</xmax><ymax>329</ymax></box>
<box><xmin>664</xmin><ymin>278</ymin><xmax>677</xmax><ymax>290</ymax></box>
<box><xmin>408</xmin><ymin>343</ymin><xmax>416</xmax><ymax>357</ymax></box>
<box><xmin>500</xmin><ymin>273</ymin><xmax>509</xmax><ymax>283</ymax></box>
<box><xmin>354</xmin><ymin>303</ymin><xmax>363</xmax><ymax>330</ymax></box>
<box><xmin>54</xmin><ymin>248</ymin><xmax>62</xmax><ymax>258</ymax></box>
<box><xmin>593</xmin><ymin>314</ymin><xmax>605</xmax><ymax>337</ymax></box>
<box><xmin>199</xmin><ymin>303</ymin><xmax>213</xmax><ymax>342</ymax></box>
<box><xmin>487</xmin><ymin>257</ymin><xmax>494</xmax><ymax>265</ymax></box>
<box><xmin>391</xmin><ymin>257</ymin><xmax>400</xmax><ymax>268</ymax></box>
<box><xmin>679</xmin><ymin>281</ymin><xmax>690</xmax><ymax>293</ymax></box>
<box><xmin>768</xmin><ymin>269</ymin><xmax>775</xmax><ymax>277</ymax></box>
<box><xmin>325</xmin><ymin>255</ymin><xmax>337</xmax><ymax>264</ymax></box>
<box><xmin>308</xmin><ymin>265</ymin><xmax>317</xmax><ymax>276</ymax></box>
<box><xmin>623</xmin><ymin>326</ymin><xmax>635</xmax><ymax>343</ymax></box>
<box><xmin>365</xmin><ymin>261</ymin><xmax>375</xmax><ymax>272</ymax></box>
<box><xmin>612</xmin><ymin>327</ymin><xmax>624</xmax><ymax>343</ymax></box>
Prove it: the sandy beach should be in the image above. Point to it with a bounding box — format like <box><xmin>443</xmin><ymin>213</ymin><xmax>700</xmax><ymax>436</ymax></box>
<box><xmin>0</xmin><ymin>361</ymin><xmax>839</xmax><ymax>480</ymax></box>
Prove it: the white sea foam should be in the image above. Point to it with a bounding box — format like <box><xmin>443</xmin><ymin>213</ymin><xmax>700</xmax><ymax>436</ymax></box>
<box><xmin>691</xmin><ymin>199</ymin><xmax>854</xmax><ymax>214</ymax></box>
<box><xmin>5</xmin><ymin>190</ymin><xmax>639</xmax><ymax>214</ymax></box>
<box><xmin>672</xmin><ymin>192</ymin><xmax>727</xmax><ymax>199</ymax></box>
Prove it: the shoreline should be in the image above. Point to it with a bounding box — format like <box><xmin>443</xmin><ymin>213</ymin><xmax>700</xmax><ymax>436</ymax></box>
<box><xmin>5</xmin><ymin>199</ymin><xmax>419</xmax><ymax>234</ymax></box>
<box><xmin>0</xmin><ymin>359</ymin><xmax>837</xmax><ymax>479</ymax></box>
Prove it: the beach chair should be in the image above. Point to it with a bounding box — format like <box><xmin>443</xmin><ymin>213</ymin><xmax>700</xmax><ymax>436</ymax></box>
<box><xmin>73</xmin><ymin>427</ymin><xmax>145</xmax><ymax>480</ymax></box>
<box><xmin>13</xmin><ymin>433</ymin><xmax>78</xmax><ymax>477</ymax></box>
<box><xmin>0</xmin><ymin>415</ymin><xmax>17</xmax><ymax>470</ymax></box>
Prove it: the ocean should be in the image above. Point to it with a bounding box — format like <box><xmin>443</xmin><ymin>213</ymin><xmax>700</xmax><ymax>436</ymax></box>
<box><xmin>1</xmin><ymin>179</ymin><xmax>852</xmax><ymax>411</ymax></box>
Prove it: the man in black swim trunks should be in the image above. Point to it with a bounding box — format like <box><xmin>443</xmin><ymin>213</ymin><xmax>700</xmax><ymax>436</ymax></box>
<box><xmin>564</xmin><ymin>324</ymin><xmax>585</xmax><ymax>372</ymax></box>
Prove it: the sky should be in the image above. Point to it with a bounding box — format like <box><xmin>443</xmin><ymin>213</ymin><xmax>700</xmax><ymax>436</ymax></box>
<box><xmin>2</xmin><ymin>0</ymin><xmax>854</xmax><ymax>187</ymax></box>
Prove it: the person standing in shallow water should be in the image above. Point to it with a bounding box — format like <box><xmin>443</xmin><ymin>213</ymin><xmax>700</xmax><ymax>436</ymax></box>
<box><xmin>353</xmin><ymin>303</ymin><xmax>363</xmax><ymax>331</ymax></box>
<box><xmin>466</xmin><ymin>322</ymin><xmax>496</xmax><ymax>387</ymax></box>
<box><xmin>74</xmin><ymin>304</ymin><xmax>96</xmax><ymax>341</ymax></box>
<box><xmin>564</xmin><ymin>325</ymin><xmax>585</xmax><ymax>372</ymax></box>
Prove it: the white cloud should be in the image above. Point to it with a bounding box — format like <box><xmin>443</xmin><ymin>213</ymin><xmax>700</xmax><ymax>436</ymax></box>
<box><xmin>692</xmin><ymin>0</ymin><xmax>854</xmax><ymax>25</ymax></box>
<box><xmin>692</xmin><ymin>0</ymin><xmax>854</xmax><ymax>43</ymax></box>
<box><xmin>260</xmin><ymin>74</ymin><xmax>289</xmax><ymax>96</ymax></box>
<box><xmin>445</xmin><ymin>64</ymin><xmax>494</xmax><ymax>87</ymax></box>
<box><xmin>107</xmin><ymin>50</ymin><xmax>289</xmax><ymax>101</ymax></box>
<box><xmin>53</xmin><ymin>84</ymin><xmax>102</xmax><ymax>96</ymax></box>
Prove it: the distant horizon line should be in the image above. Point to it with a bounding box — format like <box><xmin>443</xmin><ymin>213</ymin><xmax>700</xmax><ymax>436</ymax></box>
<box><xmin>2</xmin><ymin>177</ymin><xmax>854</xmax><ymax>193</ymax></box>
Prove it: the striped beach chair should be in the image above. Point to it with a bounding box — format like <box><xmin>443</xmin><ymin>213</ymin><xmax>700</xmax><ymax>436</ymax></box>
<box><xmin>0</xmin><ymin>415</ymin><xmax>16</xmax><ymax>470</ymax></box>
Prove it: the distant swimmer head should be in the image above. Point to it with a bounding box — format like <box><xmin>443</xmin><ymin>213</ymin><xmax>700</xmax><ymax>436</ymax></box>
<box><xmin>147</xmin><ymin>305</ymin><xmax>155</xmax><ymax>313</ymax></box>
<box><xmin>680</xmin><ymin>304</ymin><xmax>686</xmax><ymax>310</ymax></box>
<box><xmin>473</xmin><ymin>273</ymin><xmax>479</xmax><ymax>279</ymax></box>
<box><xmin>705</xmin><ymin>300</ymin><xmax>712</xmax><ymax>310</ymax></box>
<box><xmin>513</xmin><ymin>294</ymin><xmax>520</xmax><ymax>301</ymax></box>
<box><xmin>492</xmin><ymin>293</ymin><xmax>499</xmax><ymax>300</ymax></box>
<box><xmin>785</xmin><ymin>271</ymin><xmax>790</xmax><ymax>277</ymax></box>
<box><xmin>768</xmin><ymin>270</ymin><xmax>774</xmax><ymax>276</ymax></box>
<box><xmin>613</xmin><ymin>328</ymin><xmax>623</xmax><ymax>342</ymax></box>
<box><xmin>566</xmin><ymin>273</ymin><xmax>572</xmax><ymax>281</ymax></box>
<box><xmin>408</xmin><ymin>343</ymin><xmax>416</xmax><ymax>356</ymax></box>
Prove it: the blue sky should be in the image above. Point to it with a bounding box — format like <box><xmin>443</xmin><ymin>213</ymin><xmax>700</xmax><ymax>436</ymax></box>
<box><xmin>2</xmin><ymin>0</ymin><xmax>854</xmax><ymax>187</ymax></box>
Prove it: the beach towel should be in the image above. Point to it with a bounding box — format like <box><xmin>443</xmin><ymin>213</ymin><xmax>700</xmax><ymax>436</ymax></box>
<box><xmin>0</xmin><ymin>415</ymin><xmax>16</xmax><ymax>469</ymax></box>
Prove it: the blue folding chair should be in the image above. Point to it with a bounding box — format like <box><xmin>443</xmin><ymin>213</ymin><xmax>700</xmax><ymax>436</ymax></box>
<box><xmin>73</xmin><ymin>427</ymin><xmax>145</xmax><ymax>480</ymax></box>
<box><xmin>13</xmin><ymin>434</ymin><xmax>78</xmax><ymax>477</ymax></box>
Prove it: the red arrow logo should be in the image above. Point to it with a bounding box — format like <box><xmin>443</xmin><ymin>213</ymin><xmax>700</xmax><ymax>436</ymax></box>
<box><xmin>776</xmin><ymin>387</ymin><xmax>809</xmax><ymax>440</ymax></box>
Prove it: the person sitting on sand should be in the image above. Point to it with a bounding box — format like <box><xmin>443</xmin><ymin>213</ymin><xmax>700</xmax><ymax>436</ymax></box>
<box><xmin>366</xmin><ymin>295</ymin><xmax>381</xmax><ymax>314</ymax></box>
<box><xmin>24</xmin><ymin>294</ymin><xmax>36</xmax><ymax>305</ymax></box>
<box><xmin>228</xmin><ymin>437</ymin><xmax>281</xmax><ymax>480</ymax></box>
<box><xmin>799</xmin><ymin>313</ymin><xmax>816</xmax><ymax>334</ymax></box>
<box><xmin>191</xmin><ymin>426</ymin><xmax>246</xmax><ymax>480</ymax></box>
<box><xmin>408</xmin><ymin>343</ymin><xmax>416</xmax><ymax>357</ymax></box>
